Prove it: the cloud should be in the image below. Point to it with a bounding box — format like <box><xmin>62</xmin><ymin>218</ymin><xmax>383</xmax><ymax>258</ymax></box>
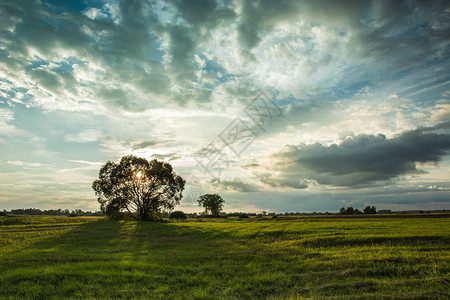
<box><xmin>208</xmin><ymin>177</ymin><xmax>260</xmax><ymax>193</ymax></box>
<box><xmin>432</xmin><ymin>103</ymin><xmax>450</xmax><ymax>122</ymax></box>
<box><xmin>68</xmin><ymin>160</ymin><xmax>103</xmax><ymax>166</ymax></box>
<box><xmin>0</xmin><ymin>108</ymin><xmax>16</xmax><ymax>135</ymax></box>
<box><xmin>131</xmin><ymin>140</ymin><xmax>168</xmax><ymax>150</ymax></box>
<box><xmin>0</xmin><ymin>0</ymin><xmax>448</xmax><ymax>118</ymax></box>
<box><xmin>0</xmin><ymin>0</ymin><xmax>449</xmax><ymax>212</ymax></box>
<box><xmin>6</xmin><ymin>160</ymin><xmax>42</xmax><ymax>167</ymax></box>
<box><xmin>258</xmin><ymin>173</ymin><xmax>310</xmax><ymax>190</ymax></box>
<box><xmin>65</xmin><ymin>129</ymin><xmax>102</xmax><ymax>143</ymax></box>
<box><xmin>151</xmin><ymin>153</ymin><xmax>180</xmax><ymax>161</ymax></box>
<box><xmin>256</xmin><ymin>123</ymin><xmax>450</xmax><ymax>188</ymax></box>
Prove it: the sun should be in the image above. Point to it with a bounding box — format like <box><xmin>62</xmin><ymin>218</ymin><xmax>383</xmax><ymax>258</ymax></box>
<box><xmin>136</xmin><ymin>171</ymin><xmax>143</xmax><ymax>179</ymax></box>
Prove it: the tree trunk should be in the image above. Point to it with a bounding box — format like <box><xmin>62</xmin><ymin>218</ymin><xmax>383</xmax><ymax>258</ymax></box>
<box><xmin>140</xmin><ymin>207</ymin><xmax>150</xmax><ymax>221</ymax></box>
<box><xmin>125</xmin><ymin>206</ymin><xmax>137</xmax><ymax>220</ymax></box>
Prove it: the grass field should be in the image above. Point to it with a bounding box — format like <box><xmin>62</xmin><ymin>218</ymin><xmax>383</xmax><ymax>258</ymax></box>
<box><xmin>0</xmin><ymin>215</ymin><xmax>449</xmax><ymax>299</ymax></box>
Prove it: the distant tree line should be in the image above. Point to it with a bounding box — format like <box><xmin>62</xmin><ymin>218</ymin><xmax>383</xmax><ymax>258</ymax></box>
<box><xmin>340</xmin><ymin>206</ymin><xmax>377</xmax><ymax>215</ymax></box>
<box><xmin>1</xmin><ymin>208</ymin><xmax>102</xmax><ymax>217</ymax></box>
<box><xmin>2</xmin><ymin>207</ymin><xmax>448</xmax><ymax>219</ymax></box>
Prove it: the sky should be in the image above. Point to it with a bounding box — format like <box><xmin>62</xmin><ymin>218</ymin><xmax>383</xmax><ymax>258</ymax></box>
<box><xmin>1</xmin><ymin>0</ymin><xmax>449</xmax><ymax>213</ymax></box>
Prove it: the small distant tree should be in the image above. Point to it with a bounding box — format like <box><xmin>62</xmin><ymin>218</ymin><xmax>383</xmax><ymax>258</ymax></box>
<box><xmin>92</xmin><ymin>155</ymin><xmax>185</xmax><ymax>221</ymax></box>
<box><xmin>363</xmin><ymin>206</ymin><xmax>377</xmax><ymax>214</ymax></box>
<box><xmin>340</xmin><ymin>207</ymin><xmax>357</xmax><ymax>215</ymax></box>
<box><xmin>169</xmin><ymin>211</ymin><xmax>187</xmax><ymax>220</ymax></box>
<box><xmin>197</xmin><ymin>194</ymin><xmax>224</xmax><ymax>216</ymax></box>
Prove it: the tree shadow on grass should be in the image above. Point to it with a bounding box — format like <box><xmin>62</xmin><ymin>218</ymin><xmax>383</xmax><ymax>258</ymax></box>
<box><xmin>0</xmin><ymin>220</ymin><xmax>128</xmax><ymax>298</ymax></box>
<box><xmin>2</xmin><ymin>219</ymin><xmax>448</xmax><ymax>299</ymax></box>
<box><xmin>0</xmin><ymin>220</ymin><xmax>247</xmax><ymax>299</ymax></box>
<box><xmin>1</xmin><ymin>220</ymin><xmax>124</xmax><ymax>266</ymax></box>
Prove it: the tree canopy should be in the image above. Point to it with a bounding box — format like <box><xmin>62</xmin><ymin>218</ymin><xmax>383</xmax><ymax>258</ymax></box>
<box><xmin>363</xmin><ymin>205</ymin><xmax>377</xmax><ymax>214</ymax></box>
<box><xmin>169</xmin><ymin>211</ymin><xmax>187</xmax><ymax>220</ymax></box>
<box><xmin>198</xmin><ymin>194</ymin><xmax>225</xmax><ymax>216</ymax></box>
<box><xmin>92</xmin><ymin>155</ymin><xmax>185</xmax><ymax>221</ymax></box>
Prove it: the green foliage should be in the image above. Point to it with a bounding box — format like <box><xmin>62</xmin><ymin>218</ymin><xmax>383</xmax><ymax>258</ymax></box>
<box><xmin>340</xmin><ymin>206</ymin><xmax>362</xmax><ymax>214</ymax></box>
<box><xmin>197</xmin><ymin>194</ymin><xmax>224</xmax><ymax>216</ymax></box>
<box><xmin>92</xmin><ymin>155</ymin><xmax>185</xmax><ymax>221</ymax></box>
<box><xmin>364</xmin><ymin>205</ymin><xmax>377</xmax><ymax>214</ymax></box>
<box><xmin>169</xmin><ymin>211</ymin><xmax>187</xmax><ymax>220</ymax></box>
<box><xmin>238</xmin><ymin>214</ymin><xmax>249</xmax><ymax>218</ymax></box>
<box><xmin>0</xmin><ymin>215</ymin><xmax>449</xmax><ymax>298</ymax></box>
<box><xmin>0</xmin><ymin>211</ymin><xmax>6</xmax><ymax>217</ymax></box>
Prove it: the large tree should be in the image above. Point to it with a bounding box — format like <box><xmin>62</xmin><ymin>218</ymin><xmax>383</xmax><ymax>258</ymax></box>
<box><xmin>92</xmin><ymin>155</ymin><xmax>185</xmax><ymax>221</ymax></box>
<box><xmin>198</xmin><ymin>194</ymin><xmax>225</xmax><ymax>216</ymax></box>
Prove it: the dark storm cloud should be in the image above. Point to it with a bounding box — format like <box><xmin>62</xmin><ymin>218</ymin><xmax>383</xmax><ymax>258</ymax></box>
<box><xmin>163</xmin><ymin>0</ymin><xmax>235</xmax><ymax>102</ymax></box>
<box><xmin>0</xmin><ymin>1</ymin><xmax>90</xmax><ymax>58</ymax></box>
<box><xmin>0</xmin><ymin>0</ymin><xmax>166</xmax><ymax>110</ymax></box>
<box><xmin>235</xmin><ymin>0</ymin><xmax>449</xmax><ymax>66</ymax></box>
<box><xmin>237</xmin><ymin>0</ymin><xmax>297</xmax><ymax>50</ymax></box>
<box><xmin>170</xmin><ymin>0</ymin><xmax>235</xmax><ymax>29</ymax></box>
<box><xmin>0</xmin><ymin>1</ymin><xmax>218</xmax><ymax>111</ymax></box>
<box><xmin>236</xmin><ymin>0</ymin><xmax>368</xmax><ymax>50</ymax></box>
<box><xmin>0</xmin><ymin>0</ymin><xmax>234</xmax><ymax>109</ymax></box>
<box><xmin>353</xmin><ymin>1</ymin><xmax>450</xmax><ymax>68</ymax></box>
<box><xmin>1</xmin><ymin>0</ymin><xmax>449</xmax><ymax>111</ymax></box>
<box><xmin>258</xmin><ymin>123</ymin><xmax>450</xmax><ymax>188</ymax></box>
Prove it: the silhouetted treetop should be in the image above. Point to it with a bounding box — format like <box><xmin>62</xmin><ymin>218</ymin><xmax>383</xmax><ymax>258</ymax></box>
<box><xmin>92</xmin><ymin>155</ymin><xmax>185</xmax><ymax>221</ymax></box>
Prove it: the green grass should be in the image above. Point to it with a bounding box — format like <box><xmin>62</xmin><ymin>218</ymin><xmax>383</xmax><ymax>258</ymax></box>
<box><xmin>0</xmin><ymin>215</ymin><xmax>449</xmax><ymax>299</ymax></box>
